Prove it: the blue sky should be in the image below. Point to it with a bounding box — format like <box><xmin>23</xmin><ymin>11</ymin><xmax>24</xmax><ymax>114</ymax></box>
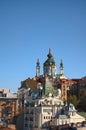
<box><xmin>0</xmin><ymin>0</ymin><xmax>86</xmax><ymax>92</ymax></box>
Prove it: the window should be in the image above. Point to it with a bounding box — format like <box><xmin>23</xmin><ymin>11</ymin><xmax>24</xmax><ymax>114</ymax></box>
<box><xmin>44</xmin><ymin>116</ymin><xmax>51</xmax><ymax>119</ymax></box>
<box><xmin>25</xmin><ymin>124</ymin><xmax>28</xmax><ymax>128</ymax></box>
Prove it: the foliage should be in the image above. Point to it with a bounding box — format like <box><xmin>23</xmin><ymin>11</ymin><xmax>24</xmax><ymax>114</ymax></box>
<box><xmin>78</xmin><ymin>97</ymin><xmax>86</xmax><ymax>112</ymax></box>
<box><xmin>45</xmin><ymin>86</ymin><xmax>57</xmax><ymax>97</ymax></box>
<box><xmin>67</xmin><ymin>94</ymin><xmax>79</xmax><ymax>108</ymax></box>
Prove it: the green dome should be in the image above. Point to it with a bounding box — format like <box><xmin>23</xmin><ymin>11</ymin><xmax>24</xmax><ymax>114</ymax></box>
<box><xmin>44</xmin><ymin>49</ymin><xmax>56</xmax><ymax>66</ymax></box>
<box><xmin>44</xmin><ymin>58</ymin><xmax>55</xmax><ymax>66</ymax></box>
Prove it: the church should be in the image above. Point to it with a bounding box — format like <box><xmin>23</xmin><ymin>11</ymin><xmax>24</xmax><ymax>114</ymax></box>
<box><xmin>18</xmin><ymin>49</ymin><xmax>75</xmax><ymax>108</ymax></box>
<box><xmin>19</xmin><ymin>49</ymin><xmax>85</xmax><ymax>130</ymax></box>
<box><xmin>36</xmin><ymin>48</ymin><xmax>66</xmax><ymax>79</ymax></box>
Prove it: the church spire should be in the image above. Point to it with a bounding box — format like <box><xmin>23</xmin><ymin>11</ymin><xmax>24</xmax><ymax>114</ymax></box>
<box><xmin>36</xmin><ymin>59</ymin><xmax>40</xmax><ymax>77</ymax></box>
<box><xmin>47</xmin><ymin>48</ymin><xmax>53</xmax><ymax>58</ymax></box>
<box><xmin>37</xmin><ymin>58</ymin><xmax>40</xmax><ymax>67</ymax></box>
<box><xmin>60</xmin><ymin>59</ymin><xmax>64</xmax><ymax>75</ymax></box>
<box><xmin>49</xmin><ymin>48</ymin><xmax>51</xmax><ymax>54</ymax></box>
<box><xmin>60</xmin><ymin>59</ymin><xmax>63</xmax><ymax>69</ymax></box>
<box><xmin>60</xmin><ymin>59</ymin><xmax>66</xmax><ymax>79</ymax></box>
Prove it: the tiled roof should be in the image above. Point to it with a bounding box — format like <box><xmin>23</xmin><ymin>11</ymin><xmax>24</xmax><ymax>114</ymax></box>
<box><xmin>0</xmin><ymin>125</ymin><xmax>16</xmax><ymax>130</ymax></box>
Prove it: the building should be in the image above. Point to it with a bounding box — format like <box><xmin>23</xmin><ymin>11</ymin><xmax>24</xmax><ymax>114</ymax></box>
<box><xmin>0</xmin><ymin>88</ymin><xmax>18</xmax><ymax>122</ymax></box>
<box><xmin>17</xmin><ymin>49</ymin><xmax>85</xmax><ymax>130</ymax></box>
<box><xmin>78</xmin><ymin>77</ymin><xmax>86</xmax><ymax>102</ymax></box>
<box><xmin>67</xmin><ymin>77</ymin><xmax>86</xmax><ymax>111</ymax></box>
<box><xmin>76</xmin><ymin>77</ymin><xmax>86</xmax><ymax>111</ymax></box>
<box><xmin>24</xmin><ymin>92</ymin><xmax>64</xmax><ymax>130</ymax></box>
<box><xmin>24</xmin><ymin>83</ymin><xmax>85</xmax><ymax>130</ymax></box>
<box><xmin>50</xmin><ymin>103</ymin><xmax>85</xmax><ymax>126</ymax></box>
<box><xmin>18</xmin><ymin>49</ymin><xmax>75</xmax><ymax>109</ymax></box>
<box><xmin>18</xmin><ymin>78</ymin><xmax>38</xmax><ymax>109</ymax></box>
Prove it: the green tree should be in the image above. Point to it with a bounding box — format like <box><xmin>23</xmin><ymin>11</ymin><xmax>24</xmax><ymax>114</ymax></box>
<box><xmin>78</xmin><ymin>97</ymin><xmax>86</xmax><ymax>111</ymax></box>
<box><xmin>67</xmin><ymin>95</ymin><xmax>79</xmax><ymax>108</ymax></box>
<box><xmin>72</xmin><ymin>95</ymin><xmax>79</xmax><ymax>108</ymax></box>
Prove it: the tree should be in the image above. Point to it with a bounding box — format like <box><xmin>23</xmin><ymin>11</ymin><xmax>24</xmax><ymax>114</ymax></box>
<box><xmin>67</xmin><ymin>94</ymin><xmax>79</xmax><ymax>108</ymax></box>
<box><xmin>78</xmin><ymin>97</ymin><xmax>86</xmax><ymax>111</ymax></box>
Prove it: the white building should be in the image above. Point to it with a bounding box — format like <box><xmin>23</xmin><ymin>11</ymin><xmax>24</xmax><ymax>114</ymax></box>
<box><xmin>24</xmin><ymin>87</ymin><xmax>85</xmax><ymax>130</ymax></box>
<box><xmin>50</xmin><ymin>103</ymin><xmax>85</xmax><ymax>126</ymax></box>
<box><xmin>24</xmin><ymin>91</ymin><xmax>64</xmax><ymax>130</ymax></box>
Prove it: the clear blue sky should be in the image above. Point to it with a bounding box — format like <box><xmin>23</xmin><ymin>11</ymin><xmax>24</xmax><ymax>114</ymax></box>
<box><xmin>0</xmin><ymin>0</ymin><xmax>86</xmax><ymax>93</ymax></box>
